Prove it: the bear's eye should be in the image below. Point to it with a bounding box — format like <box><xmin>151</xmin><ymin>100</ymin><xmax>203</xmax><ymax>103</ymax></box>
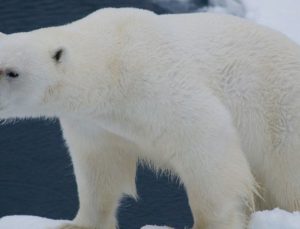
<box><xmin>6</xmin><ymin>70</ymin><xmax>19</xmax><ymax>78</ymax></box>
<box><xmin>52</xmin><ymin>48</ymin><xmax>64</xmax><ymax>63</ymax></box>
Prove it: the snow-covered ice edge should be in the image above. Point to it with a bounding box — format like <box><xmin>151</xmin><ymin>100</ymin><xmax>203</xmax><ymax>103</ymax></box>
<box><xmin>0</xmin><ymin>215</ymin><xmax>174</xmax><ymax>229</ymax></box>
<box><xmin>1</xmin><ymin>209</ymin><xmax>300</xmax><ymax>229</ymax></box>
<box><xmin>249</xmin><ymin>209</ymin><xmax>300</xmax><ymax>229</ymax></box>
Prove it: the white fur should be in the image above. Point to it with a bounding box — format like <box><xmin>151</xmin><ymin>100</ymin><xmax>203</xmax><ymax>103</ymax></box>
<box><xmin>1</xmin><ymin>8</ymin><xmax>300</xmax><ymax>229</ymax></box>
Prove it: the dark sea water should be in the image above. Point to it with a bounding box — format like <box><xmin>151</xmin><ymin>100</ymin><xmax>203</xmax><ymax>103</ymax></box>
<box><xmin>0</xmin><ymin>1</ymin><xmax>210</xmax><ymax>228</ymax></box>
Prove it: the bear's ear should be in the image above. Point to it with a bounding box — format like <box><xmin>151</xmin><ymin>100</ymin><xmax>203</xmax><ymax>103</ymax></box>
<box><xmin>52</xmin><ymin>47</ymin><xmax>65</xmax><ymax>63</ymax></box>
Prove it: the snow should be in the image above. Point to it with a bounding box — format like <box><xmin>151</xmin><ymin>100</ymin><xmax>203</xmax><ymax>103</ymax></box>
<box><xmin>142</xmin><ymin>209</ymin><xmax>300</xmax><ymax>228</ymax></box>
<box><xmin>208</xmin><ymin>0</ymin><xmax>246</xmax><ymax>16</ymax></box>
<box><xmin>0</xmin><ymin>215</ymin><xmax>70</xmax><ymax>229</ymax></box>
<box><xmin>0</xmin><ymin>216</ymin><xmax>173</xmax><ymax>229</ymax></box>
<box><xmin>249</xmin><ymin>209</ymin><xmax>300</xmax><ymax>229</ymax></box>
<box><xmin>243</xmin><ymin>0</ymin><xmax>300</xmax><ymax>45</ymax></box>
<box><xmin>1</xmin><ymin>1</ymin><xmax>300</xmax><ymax>229</ymax></box>
<box><xmin>141</xmin><ymin>226</ymin><xmax>172</xmax><ymax>229</ymax></box>
<box><xmin>153</xmin><ymin>0</ymin><xmax>300</xmax><ymax>44</ymax></box>
<box><xmin>1</xmin><ymin>209</ymin><xmax>300</xmax><ymax>229</ymax></box>
<box><xmin>3</xmin><ymin>210</ymin><xmax>300</xmax><ymax>229</ymax></box>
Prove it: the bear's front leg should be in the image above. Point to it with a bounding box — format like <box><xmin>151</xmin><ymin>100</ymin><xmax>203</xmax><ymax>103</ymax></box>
<box><xmin>54</xmin><ymin>122</ymin><xmax>138</xmax><ymax>229</ymax></box>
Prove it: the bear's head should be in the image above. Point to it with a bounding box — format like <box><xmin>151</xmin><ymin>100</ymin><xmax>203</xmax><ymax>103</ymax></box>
<box><xmin>0</xmin><ymin>28</ymin><xmax>122</xmax><ymax>121</ymax></box>
<box><xmin>0</xmin><ymin>31</ymin><xmax>73</xmax><ymax>120</ymax></box>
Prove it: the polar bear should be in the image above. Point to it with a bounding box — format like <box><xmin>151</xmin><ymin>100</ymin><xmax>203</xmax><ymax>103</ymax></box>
<box><xmin>1</xmin><ymin>7</ymin><xmax>300</xmax><ymax>229</ymax></box>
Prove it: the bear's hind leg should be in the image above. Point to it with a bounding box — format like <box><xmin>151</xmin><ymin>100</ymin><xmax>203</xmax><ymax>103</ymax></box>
<box><xmin>169</xmin><ymin>138</ymin><xmax>255</xmax><ymax>229</ymax></box>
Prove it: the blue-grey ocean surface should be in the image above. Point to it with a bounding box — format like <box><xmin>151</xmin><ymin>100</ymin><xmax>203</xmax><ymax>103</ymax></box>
<box><xmin>0</xmin><ymin>1</ymin><xmax>211</xmax><ymax>228</ymax></box>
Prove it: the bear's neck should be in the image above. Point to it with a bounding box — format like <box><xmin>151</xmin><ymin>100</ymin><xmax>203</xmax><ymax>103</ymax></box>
<box><xmin>59</xmin><ymin>87</ymin><xmax>177</xmax><ymax>152</ymax></box>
